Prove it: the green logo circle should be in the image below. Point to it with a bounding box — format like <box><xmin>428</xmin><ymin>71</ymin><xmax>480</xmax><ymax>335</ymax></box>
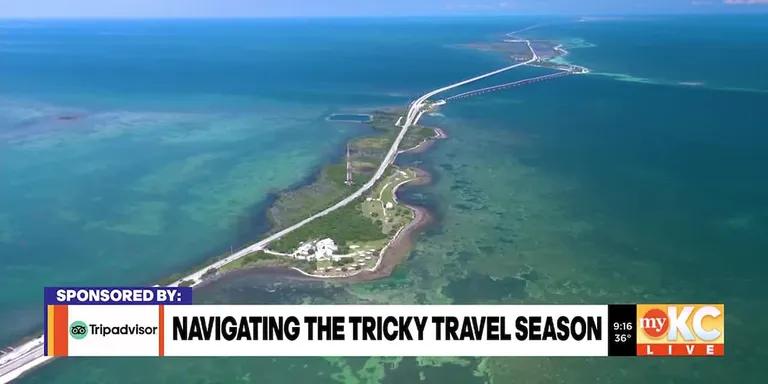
<box><xmin>69</xmin><ymin>321</ymin><xmax>88</xmax><ymax>340</ymax></box>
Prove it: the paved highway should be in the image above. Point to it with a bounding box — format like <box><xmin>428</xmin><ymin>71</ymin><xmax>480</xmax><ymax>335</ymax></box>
<box><xmin>445</xmin><ymin>70</ymin><xmax>571</xmax><ymax>101</ymax></box>
<box><xmin>0</xmin><ymin>39</ymin><xmax>538</xmax><ymax>384</ymax></box>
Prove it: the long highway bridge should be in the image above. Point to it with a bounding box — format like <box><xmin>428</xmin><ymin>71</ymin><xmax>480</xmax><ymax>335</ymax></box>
<box><xmin>444</xmin><ymin>70</ymin><xmax>572</xmax><ymax>102</ymax></box>
<box><xmin>0</xmin><ymin>36</ymin><xmax>581</xmax><ymax>382</ymax></box>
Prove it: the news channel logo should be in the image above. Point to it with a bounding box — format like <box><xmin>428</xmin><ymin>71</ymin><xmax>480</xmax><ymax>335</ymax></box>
<box><xmin>637</xmin><ymin>304</ymin><xmax>724</xmax><ymax>356</ymax></box>
<box><xmin>69</xmin><ymin>320</ymin><xmax>88</xmax><ymax>340</ymax></box>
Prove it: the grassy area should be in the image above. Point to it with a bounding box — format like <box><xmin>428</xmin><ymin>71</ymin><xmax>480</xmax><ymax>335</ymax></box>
<box><xmin>268</xmin><ymin>164</ymin><xmax>351</xmax><ymax>230</ymax></box>
<box><xmin>361</xmin><ymin>168</ymin><xmax>418</xmax><ymax>235</ymax></box>
<box><xmin>270</xmin><ymin>113</ymin><xmax>434</xmax><ymax>269</ymax></box>
<box><xmin>369</xmin><ymin>110</ymin><xmax>402</xmax><ymax>133</ymax></box>
<box><xmin>272</xmin><ymin>167</ymin><xmax>419</xmax><ymax>261</ymax></box>
<box><xmin>270</xmin><ymin>199</ymin><xmax>387</xmax><ymax>254</ymax></box>
<box><xmin>154</xmin><ymin>110</ymin><xmax>432</xmax><ymax>281</ymax></box>
<box><xmin>401</xmin><ymin>125</ymin><xmax>436</xmax><ymax>150</ymax></box>
<box><xmin>219</xmin><ymin>250</ymin><xmax>314</xmax><ymax>273</ymax></box>
<box><xmin>356</xmin><ymin>136</ymin><xmax>391</xmax><ymax>150</ymax></box>
<box><xmin>268</xmin><ymin>111</ymin><xmax>403</xmax><ymax>231</ymax></box>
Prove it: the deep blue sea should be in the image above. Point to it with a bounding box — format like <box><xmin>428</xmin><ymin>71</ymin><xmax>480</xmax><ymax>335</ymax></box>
<box><xmin>1</xmin><ymin>15</ymin><xmax>766</xmax><ymax>383</ymax></box>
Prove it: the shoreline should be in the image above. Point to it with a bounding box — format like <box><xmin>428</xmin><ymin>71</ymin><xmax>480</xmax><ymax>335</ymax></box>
<box><xmin>204</xmin><ymin>125</ymin><xmax>443</xmax><ymax>284</ymax></box>
<box><xmin>1</xmin><ymin>31</ymin><xmax>549</xmax><ymax>381</ymax></box>
<box><xmin>263</xmin><ymin>109</ymin><xmax>401</xmax><ymax>232</ymax></box>
<box><xmin>348</xmin><ymin>168</ymin><xmax>434</xmax><ymax>282</ymax></box>
<box><xmin>161</xmin><ymin>110</ymin><xmax>432</xmax><ymax>286</ymax></box>
<box><xmin>234</xmin><ymin>116</ymin><xmax>446</xmax><ymax>281</ymax></box>
<box><xmin>289</xmin><ymin>166</ymin><xmax>434</xmax><ymax>282</ymax></box>
<box><xmin>399</xmin><ymin>127</ymin><xmax>447</xmax><ymax>154</ymax></box>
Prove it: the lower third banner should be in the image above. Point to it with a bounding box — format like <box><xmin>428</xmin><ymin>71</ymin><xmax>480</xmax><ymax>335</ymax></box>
<box><xmin>45</xmin><ymin>304</ymin><xmax>724</xmax><ymax>357</ymax></box>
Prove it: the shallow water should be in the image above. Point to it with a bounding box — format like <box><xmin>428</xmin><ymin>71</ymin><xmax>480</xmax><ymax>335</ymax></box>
<box><xmin>0</xmin><ymin>17</ymin><xmax>515</xmax><ymax>346</ymax></box>
<box><xmin>5</xmin><ymin>15</ymin><xmax>767</xmax><ymax>383</ymax></box>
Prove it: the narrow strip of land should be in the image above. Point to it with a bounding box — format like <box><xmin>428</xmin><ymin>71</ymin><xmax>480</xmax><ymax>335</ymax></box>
<box><xmin>167</xmin><ymin>39</ymin><xmax>539</xmax><ymax>289</ymax></box>
<box><xmin>0</xmin><ymin>35</ymin><xmax>575</xmax><ymax>382</ymax></box>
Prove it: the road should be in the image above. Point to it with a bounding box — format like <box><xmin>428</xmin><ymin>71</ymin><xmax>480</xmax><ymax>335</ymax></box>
<box><xmin>0</xmin><ymin>39</ymin><xmax>538</xmax><ymax>384</ymax></box>
<box><xmin>166</xmin><ymin>39</ymin><xmax>537</xmax><ymax>290</ymax></box>
<box><xmin>445</xmin><ymin>70</ymin><xmax>571</xmax><ymax>101</ymax></box>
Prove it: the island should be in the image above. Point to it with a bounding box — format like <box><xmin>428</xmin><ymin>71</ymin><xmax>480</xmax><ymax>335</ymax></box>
<box><xmin>0</xmin><ymin>31</ymin><xmax>593</xmax><ymax>380</ymax></box>
<box><xmin>165</xmin><ymin>34</ymin><xmax>588</xmax><ymax>286</ymax></box>
<box><xmin>218</xmin><ymin>111</ymin><xmax>442</xmax><ymax>278</ymax></box>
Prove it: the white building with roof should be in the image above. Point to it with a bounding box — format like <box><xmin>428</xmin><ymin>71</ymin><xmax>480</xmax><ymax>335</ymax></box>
<box><xmin>315</xmin><ymin>238</ymin><xmax>338</xmax><ymax>260</ymax></box>
<box><xmin>293</xmin><ymin>242</ymin><xmax>314</xmax><ymax>259</ymax></box>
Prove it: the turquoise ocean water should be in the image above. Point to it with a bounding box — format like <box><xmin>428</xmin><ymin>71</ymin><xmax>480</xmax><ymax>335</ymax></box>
<box><xmin>2</xmin><ymin>15</ymin><xmax>766</xmax><ymax>383</ymax></box>
<box><xmin>0</xmin><ymin>18</ymin><xmax>511</xmax><ymax>344</ymax></box>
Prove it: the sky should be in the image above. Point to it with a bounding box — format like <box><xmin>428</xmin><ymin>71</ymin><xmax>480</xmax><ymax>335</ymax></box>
<box><xmin>0</xmin><ymin>0</ymin><xmax>766</xmax><ymax>18</ymax></box>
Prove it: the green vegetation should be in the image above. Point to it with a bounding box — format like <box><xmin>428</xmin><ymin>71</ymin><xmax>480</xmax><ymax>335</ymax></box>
<box><xmin>271</xmin><ymin>199</ymin><xmax>386</xmax><ymax>254</ymax></box>
<box><xmin>401</xmin><ymin>125</ymin><xmax>436</xmax><ymax>150</ymax></box>
<box><xmin>269</xmin><ymin>166</ymin><xmax>420</xmax><ymax>275</ymax></box>
<box><xmin>202</xmin><ymin>268</ymin><xmax>218</xmax><ymax>279</ymax></box>
<box><xmin>269</xmin><ymin>165</ymin><xmax>351</xmax><ymax>230</ymax></box>
<box><xmin>266</xmin><ymin>111</ymin><xmax>430</xmax><ymax>274</ymax></box>
<box><xmin>368</xmin><ymin>110</ymin><xmax>402</xmax><ymax>133</ymax></box>
<box><xmin>268</xmin><ymin>111</ymin><xmax>403</xmax><ymax>231</ymax></box>
<box><xmin>355</xmin><ymin>136</ymin><xmax>391</xmax><ymax>150</ymax></box>
<box><xmin>361</xmin><ymin>168</ymin><xmax>418</xmax><ymax>235</ymax></box>
<box><xmin>153</xmin><ymin>109</ymin><xmax>434</xmax><ymax>281</ymax></box>
<box><xmin>156</xmin><ymin>273</ymin><xmax>186</xmax><ymax>286</ymax></box>
<box><xmin>219</xmin><ymin>250</ymin><xmax>314</xmax><ymax>273</ymax></box>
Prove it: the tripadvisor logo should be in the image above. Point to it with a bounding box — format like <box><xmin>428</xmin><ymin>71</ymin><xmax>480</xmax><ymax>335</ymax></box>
<box><xmin>69</xmin><ymin>320</ymin><xmax>88</xmax><ymax>340</ymax></box>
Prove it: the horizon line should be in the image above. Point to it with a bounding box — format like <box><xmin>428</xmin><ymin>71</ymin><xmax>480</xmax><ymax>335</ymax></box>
<box><xmin>1</xmin><ymin>10</ymin><xmax>767</xmax><ymax>20</ymax></box>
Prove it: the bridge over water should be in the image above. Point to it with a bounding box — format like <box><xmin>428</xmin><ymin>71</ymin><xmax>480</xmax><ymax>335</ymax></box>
<box><xmin>443</xmin><ymin>70</ymin><xmax>572</xmax><ymax>103</ymax></box>
<box><xmin>0</xmin><ymin>36</ymin><xmax>582</xmax><ymax>382</ymax></box>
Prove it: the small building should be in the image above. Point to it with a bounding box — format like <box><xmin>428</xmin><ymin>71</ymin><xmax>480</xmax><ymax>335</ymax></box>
<box><xmin>293</xmin><ymin>242</ymin><xmax>314</xmax><ymax>258</ymax></box>
<box><xmin>385</xmin><ymin>202</ymin><xmax>394</xmax><ymax>209</ymax></box>
<box><xmin>315</xmin><ymin>238</ymin><xmax>338</xmax><ymax>260</ymax></box>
